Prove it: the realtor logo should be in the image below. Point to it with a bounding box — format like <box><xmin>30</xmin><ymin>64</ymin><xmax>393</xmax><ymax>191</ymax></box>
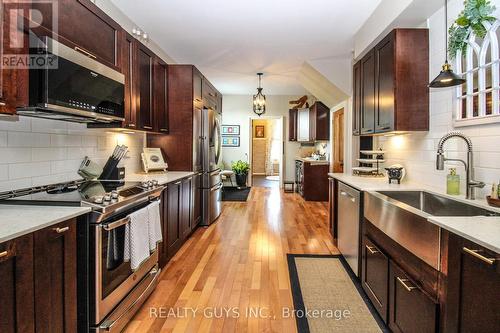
<box><xmin>1</xmin><ymin>0</ymin><xmax>59</xmax><ymax>69</ymax></box>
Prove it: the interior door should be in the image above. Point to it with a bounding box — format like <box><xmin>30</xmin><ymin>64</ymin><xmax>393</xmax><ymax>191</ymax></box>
<box><xmin>333</xmin><ymin>108</ymin><xmax>344</xmax><ymax>173</ymax></box>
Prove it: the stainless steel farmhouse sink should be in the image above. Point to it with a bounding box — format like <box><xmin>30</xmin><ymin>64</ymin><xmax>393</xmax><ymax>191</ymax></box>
<box><xmin>377</xmin><ymin>191</ymin><xmax>500</xmax><ymax>217</ymax></box>
<box><xmin>364</xmin><ymin>191</ymin><xmax>500</xmax><ymax>271</ymax></box>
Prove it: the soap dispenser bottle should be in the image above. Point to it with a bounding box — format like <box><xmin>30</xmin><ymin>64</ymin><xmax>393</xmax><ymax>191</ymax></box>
<box><xmin>447</xmin><ymin>168</ymin><xmax>460</xmax><ymax>195</ymax></box>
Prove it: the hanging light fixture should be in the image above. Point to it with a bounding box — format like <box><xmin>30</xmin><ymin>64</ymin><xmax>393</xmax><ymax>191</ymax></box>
<box><xmin>253</xmin><ymin>73</ymin><xmax>266</xmax><ymax>116</ymax></box>
<box><xmin>429</xmin><ymin>0</ymin><xmax>465</xmax><ymax>88</ymax></box>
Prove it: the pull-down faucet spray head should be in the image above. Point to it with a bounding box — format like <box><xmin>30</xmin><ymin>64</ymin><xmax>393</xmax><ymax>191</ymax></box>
<box><xmin>436</xmin><ymin>150</ymin><xmax>445</xmax><ymax>170</ymax></box>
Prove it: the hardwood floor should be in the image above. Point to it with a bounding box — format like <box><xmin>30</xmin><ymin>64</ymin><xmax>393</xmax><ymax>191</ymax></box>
<box><xmin>124</xmin><ymin>186</ymin><xmax>337</xmax><ymax>333</ymax></box>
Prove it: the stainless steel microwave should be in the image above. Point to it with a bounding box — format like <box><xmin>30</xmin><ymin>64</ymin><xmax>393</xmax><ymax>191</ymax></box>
<box><xmin>18</xmin><ymin>36</ymin><xmax>125</xmax><ymax>123</ymax></box>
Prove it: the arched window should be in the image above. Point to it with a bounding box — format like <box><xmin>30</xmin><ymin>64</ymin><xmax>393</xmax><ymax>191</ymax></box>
<box><xmin>455</xmin><ymin>20</ymin><xmax>500</xmax><ymax>126</ymax></box>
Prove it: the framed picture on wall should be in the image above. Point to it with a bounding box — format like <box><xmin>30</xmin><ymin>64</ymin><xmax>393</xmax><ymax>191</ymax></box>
<box><xmin>221</xmin><ymin>125</ymin><xmax>240</xmax><ymax>136</ymax></box>
<box><xmin>222</xmin><ymin>136</ymin><xmax>240</xmax><ymax>147</ymax></box>
<box><xmin>255</xmin><ymin>125</ymin><xmax>265</xmax><ymax>138</ymax></box>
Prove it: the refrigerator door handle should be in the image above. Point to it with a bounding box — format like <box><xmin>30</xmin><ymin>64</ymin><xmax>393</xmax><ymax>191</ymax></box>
<box><xmin>211</xmin><ymin>183</ymin><xmax>223</xmax><ymax>192</ymax></box>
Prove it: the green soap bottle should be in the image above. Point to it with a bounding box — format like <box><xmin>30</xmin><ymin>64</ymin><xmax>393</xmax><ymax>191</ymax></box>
<box><xmin>447</xmin><ymin>168</ymin><xmax>460</xmax><ymax>195</ymax></box>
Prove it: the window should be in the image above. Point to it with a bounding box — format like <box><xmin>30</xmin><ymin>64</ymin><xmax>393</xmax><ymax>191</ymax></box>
<box><xmin>455</xmin><ymin>20</ymin><xmax>500</xmax><ymax>127</ymax></box>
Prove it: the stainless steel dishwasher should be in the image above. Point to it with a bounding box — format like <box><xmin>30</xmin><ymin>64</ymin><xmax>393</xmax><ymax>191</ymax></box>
<box><xmin>337</xmin><ymin>182</ymin><xmax>361</xmax><ymax>276</ymax></box>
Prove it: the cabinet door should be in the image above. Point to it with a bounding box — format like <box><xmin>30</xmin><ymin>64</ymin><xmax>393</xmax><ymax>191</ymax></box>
<box><xmin>389</xmin><ymin>261</ymin><xmax>438</xmax><ymax>333</ymax></box>
<box><xmin>121</xmin><ymin>32</ymin><xmax>137</xmax><ymax>129</ymax></box>
<box><xmin>34</xmin><ymin>219</ymin><xmax>77</xmax><ymax>333</ymax></box>
<box><xmin>352</xmin><ymin>61</ymin><xmax>362</xmax><ymax>136</ymax></box>
<box><xmin>0</xmin><ymin>0</ymin><xmax>29</xmax><ymax>115</ymax></box>
<box><xmin>154</xmin><ymin>58</ymin><xmax>168</xmax><ymax>133</ymax></box>
<box><xmin>180</xmin><ymin>177</ymin><xmax>193</xmax><ymax>240</ymax></box>
<box><xmin>193</xmin><ymin>70</ymin><xmax>203</xmax><ymax>109</ymax></box>
<box><xmin>167</xmin><ymin>182</ymin><xmax>182</xmax><ymax>258</ymax></box>
<box><xmin>314</xmin><ymin>102</ymin><xmax>330</xmax><ymax>141</ymax></box>
<box><xmin>362</xmin><ymin>236</ymin><xmax>389</xmax><ymax>323</ymax></box>
<box><xmin>33</xmin><ymin>0</ymin><xmax>121</xmax><ymax>69</ymax></box>
<box><xmin>217</xmin><ymin>94</ymin><xmax>223</xmax><ymax>114</ymax></box>
<box><xmin>202</xmin><ymin>79</ymin><xmax>218</xmax><ymax>110</ymax></box>
<box><xmin>445</xmin><ymin>234</ymin><xmax>500</xmax><ymax>333</ymax></box>
<box><xmin>375</xmin><ymin>34</ymin><xmax>395</xmax><ymax>133</ymax></box>
<box><xmin>137</xmin><ymin>43</ymin><xmax>154</xmax><ymax>131</ymax></box>
<box><xmin>0</xmin><ymin>235</ymin><xmax>35</xmax><ymax>333</ymax></box>
<box><xmin>159</xmin><ymin>189</ymin><xmax>169</xmax><ymax>268</ymax></box>
<box><xmin>192</xmin><ymin>172</ymin><xmax>202</xmax><ymax>229</ymax></box>
<box><xmin>289</xmin><ymin>109</ymin><xmax>298</xmax><ymax>141</ymax></box>
<box><xmin>360</xmin><ymin>50</ymin><xmax>376</xmax><ymax>135</ymax></box>
<box><xmin>297</xmin><ymin>108</ymin><xmax>310</xmax><ymax>142</ymax></box>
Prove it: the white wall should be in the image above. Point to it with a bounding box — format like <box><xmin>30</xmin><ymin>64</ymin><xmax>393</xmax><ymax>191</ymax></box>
<box><xmin>222</xmin><ymin>95</ymin><xmax>315</xmax><ymax>181</ymax></box>
<box><xmin>0</xmin><ymin>117</ymin><xmax>144</xmax><ymax>192</ymax></box>
<box><xmin>376</xmin><ymin>0</ymin><xmax>500</xmax><ymax>197</ymax></box>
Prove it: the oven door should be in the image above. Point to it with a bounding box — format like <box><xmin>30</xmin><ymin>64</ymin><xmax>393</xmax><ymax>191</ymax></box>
<box><xmin>92</xmin><ymin>213</ymin><xmax>158</xmax><ymax>324</ymax></box>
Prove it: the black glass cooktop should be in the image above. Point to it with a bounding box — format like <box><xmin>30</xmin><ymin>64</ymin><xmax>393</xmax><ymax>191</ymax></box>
<box><xmin>1</xmin><ymin>180</ymin><xmax>143</xmax><ymax>206</ymax></box>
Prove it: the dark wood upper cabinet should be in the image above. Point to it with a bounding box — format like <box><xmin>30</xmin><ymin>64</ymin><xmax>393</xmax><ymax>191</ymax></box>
<box><xmin>0</xmin><ymin>0</ymin><xmax>29</xmax><ymax>115</ymax></box>
<box><xmin>309</xmin><ymin>101</ymin><xmax>330</xmax><ymax>141</ymax></box>
<box><xmin>153</xmin><ymin>58</ymin><xmax>168</xmax><ymax>133</ymax></box>
<box><xmin>0</xmin><ymin>234</ymin><xmax>35</xmax><ymax>333</ymax></box>
<box><xmin>34</xmin><ymin>219</ymin><xmax>77</xmax><ymax>333</ymax></box>
<box><xmin>444</xmin><ymin>233</ymin><xmax>500</xmax><ymax>333</ymax></box>
<box><xmin>389</xmin><ymin>261</ymin><xmax>438</xmax><ymax>333</ymax></box>
<box><xmin>352</xmin><ymin>61</ymin><xmax>362</xmax><ymax>136</ymax></box>
<box><xmin>32</xmin><ymin>0</ymin><xmax>121</xmax><ymax>70</ymax></box>
<box><xmin>136</xmin><ymin>42</ymin><xmax>155</xmax><ymax>131</ymax></box>
<box><xmin>148</xmin><ymin>65</ymin><xmax>221</xmax><ymax>171</ymax></box>
<box><xmin>353</xmin><ymin>29</ymin><xmax>429</xmax><ymax>135</ymax></box>
<box><xmin>360</xmin><ymin>49</ymin><xmax>376</xmax><ymax>135</ymax></box>
<box><xmin>289</xmin><ymin>109</ymin><xmax>298</xmax><ymax>141</ymax></box>
<box><xmin>121</xmin><ymin>31</ymin><xmax>137</xmax><ymax>129</ymax></box>
<box><xmin>362</xmin><ymin>236</ymin><xmax>389</xmax><ymax>323</ymax></box>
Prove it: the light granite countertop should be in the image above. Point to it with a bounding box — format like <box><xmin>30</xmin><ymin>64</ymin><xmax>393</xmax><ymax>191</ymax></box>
<box><xmin>0</xmin><ymin>205</ymin><xmax>91</xmax><ymax>243</ymax></box>
<box><xmin>329</xmin><ymin>172</ymin><xmax>500</xmax><ymax>254</ymax></box>
<box><xmin>126</xmin><ymin>171</ymin><xmax>195</xmax><ymax>185</ymax></box>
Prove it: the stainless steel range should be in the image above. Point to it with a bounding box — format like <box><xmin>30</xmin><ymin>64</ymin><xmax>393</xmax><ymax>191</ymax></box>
<box><xmin>0</xmin><ymin>180</ymin><xmax>164</xmax><ymax>332</ymax></box>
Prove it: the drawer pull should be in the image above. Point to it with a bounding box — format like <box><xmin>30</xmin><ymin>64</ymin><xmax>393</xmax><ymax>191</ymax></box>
<box><xmin>397</xmin><ymin>277</ymin><xmax>417</xmax><ymax>292</ymax></box>
<box><xmin>53</xmin><ymin>226</ymin><xmax>69</xmax><ymax>234</ymax></box>
<box><xmin>0</xmin><ymin>250</ymin><xmax>8</xmax><ymax>258</ymax></box>
<box><xmin>143</xmin><ymin>126</ymin><xmax>153</xmax><ymax>130</ymax></box>
<box><xmin>74</xmin><ymin>46</ymin><xmax>97</xmax><ymax>59</ymax></box>
<box><xmin>365</xmin><ymin>245</ymin><xmax>379</xmax><ymax>255</ymax></box>
<box><xmin>127</xmin><ymin>123</ymin><xmax>136</xmax><ymax>128</ymax></box>
<box><xmin>463</xmin><ymin>247</ymin><xmax>496</xmax><ymax>265</ymax></box>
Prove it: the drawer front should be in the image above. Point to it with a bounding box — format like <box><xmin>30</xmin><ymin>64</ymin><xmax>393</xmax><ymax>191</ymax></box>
<box><xmin>389</xmin><ymin>261</ymin><xmax>438</xmax><ymax>333</ymax></box>
<box><xmin>362</xmin><ymin>236</ymin><xmax>389</xmax><ymax>323</ymax></box>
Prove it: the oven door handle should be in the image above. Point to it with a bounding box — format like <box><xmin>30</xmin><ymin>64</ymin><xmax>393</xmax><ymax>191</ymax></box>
<box><xmin>103</xmin><ymin>216</ymin><xmax>131</xmax><ymax>231</ymax></box>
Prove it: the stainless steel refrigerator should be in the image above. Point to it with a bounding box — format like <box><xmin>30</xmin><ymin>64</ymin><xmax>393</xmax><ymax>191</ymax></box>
<box><xmin>198</xmin><ymin>107</ymin><xmax>222</xmax><ymax>225</ymax></box>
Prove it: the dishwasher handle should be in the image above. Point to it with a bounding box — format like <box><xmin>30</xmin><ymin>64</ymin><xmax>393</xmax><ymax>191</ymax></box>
<box><xmin>340</xmin><ymin>190</ymin><xmax>356</xmax><ymax>203</ymax></box>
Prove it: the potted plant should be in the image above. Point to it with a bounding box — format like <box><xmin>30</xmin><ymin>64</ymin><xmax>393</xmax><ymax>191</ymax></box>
<box><xmin>231</xmin><ymin>160</ymin><xmax>250</xmax><ymax>187</ymax></box>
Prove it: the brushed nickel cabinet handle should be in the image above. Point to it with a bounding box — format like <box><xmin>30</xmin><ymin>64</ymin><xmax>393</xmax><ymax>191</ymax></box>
<box><xmin>463</xmin><ymin>247</ymin><xmax>496</xmax><ymax>265</ymax></box>
<box><xmin>397</xmin><ymin>277</ymin><xmax>417</xmax><ymax>292</ymax></box>
<box><xmin>0</xmin><ymin>250</ymin><xmax>8</xmax><ymax>258</ymax></box>
<box><xmin>53</xmin><ymin>226</ymin><xmax>69</xmax><ymax>234</ymax></box>
<box><xmin>160</xmin><ymin>129</ymin><xmax>168</xmax><ymax>132</ymax></box>
<box><xmin>365</xmin><ymin>245</ymin><xmax>380</xmax><ymax>255</ymax></box>
<box><xmin>0</xmin><ymin>100</ymin><xmax>6</xmax><ymax>106</ymax></box>
<box><xmin>127</xmin><ymin>123</ymin><xmax>136</xmax><ymax>128</ymax></box>
<box><xmin>74</xmin><ymin>46</ymin><xmax>97</xmax><ymax>59</ymax></box>
<box><xmin>143</xmin><ymin>126</ymin><xmax>153</xmax><ymax>130</ymax></box>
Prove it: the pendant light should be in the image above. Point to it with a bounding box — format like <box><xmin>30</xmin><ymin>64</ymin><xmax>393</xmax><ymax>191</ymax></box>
<box><xmin>253</xmin><ymin>73</ymin><xmax>266</xmax><ymax>116</ymax></box>
<box><xmin>429</xmin><ymin>0</ymin><xmax>465</xmax><ymax>88</ymax></box>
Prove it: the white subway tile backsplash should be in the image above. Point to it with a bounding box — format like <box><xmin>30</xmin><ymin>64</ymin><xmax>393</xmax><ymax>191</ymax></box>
<box><xmin>9</xmin><ymin>162</ymin><xmax>51</xmax><ymax>179</ymax></box>
<box><xmin>8</xmin><ymin>132</ymin><xmax>51</xmax><ymax>147</ymax></box>
<box><xmin>0</xmin><ymin>147</ymin><xmax>32</xmax><ymax>163</ymax></box>
<box><xmin>0</xmin><ymin>117</ymin><xmax>143</xmax><ymax>191</ymax></box>
<box><xmin>32</xmin><ymin>148</ymin><xmax>67</xmax><ymax>162</ymax></box>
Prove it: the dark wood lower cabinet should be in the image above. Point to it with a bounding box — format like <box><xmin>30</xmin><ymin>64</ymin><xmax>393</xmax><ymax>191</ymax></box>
<box><xmin>192</xmin><ymin>172</ymin><xmax>202</xmax><ymax>229</ymax></box>
<box><xmin>180</xmin><ymin>177</ymin><xmax>192</xmax><ymax>240</ymax></box>
<box><xmin>361</xmin><ymin>236</ymin><xmax>389</xmax><ymax>323</ymax></box>
<box><xmin>34</xmin><ymin>219</ymin><xmax>77</xmax><ymax>333</ymax></box>
<box><xmin>0</xmin><ymin>234</ymin><xmax>35</xmax><ymax>333</ymax></box>
<box><xmin>166</xmin><ymin>180</ymin><xmax>182</xmax><ymax>260</ymax></box>
<box><xmin>389</xmin><ymin>261</ymin><xmax>438</xmax><ymax>333</ymax></box>
<box><xmin>445</xmin><ymin>233</ymin><xmax>500</xmax><ymax>333</ymax></box>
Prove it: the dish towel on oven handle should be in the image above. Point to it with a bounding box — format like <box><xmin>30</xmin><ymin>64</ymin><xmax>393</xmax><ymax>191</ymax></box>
<box><xmin>124</xmin><ymin>206</ymin><xmax>150</xmax><ymax>271</ymax></box>
<box><xmin>147</xmin><ymin>200</ymin><xmax>163</xmax><ymax>252</ymax></box>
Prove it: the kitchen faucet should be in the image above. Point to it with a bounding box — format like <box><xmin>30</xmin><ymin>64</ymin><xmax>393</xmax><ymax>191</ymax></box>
<box><xmin>436</xmin><ymin>132</ymin><xmax>485</xmax><ymax>200</ymax></box>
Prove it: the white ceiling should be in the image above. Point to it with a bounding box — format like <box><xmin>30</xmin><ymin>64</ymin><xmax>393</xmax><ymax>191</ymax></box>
<box><xmin>111</xmin><ymin>0</ymin><xmax>381</xmax><ymax>95</ymax></box>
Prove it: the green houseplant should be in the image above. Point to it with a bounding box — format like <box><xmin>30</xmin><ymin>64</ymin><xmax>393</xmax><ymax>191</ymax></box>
<box><xmin>448</xmin><ymin>0</ymin><xmax>496</xmax><ymax>59</ymax></box>
<box><xmin>231</xmin><ymin>160</ymin><xmax>250</xmax><ymax>187</ymax></box>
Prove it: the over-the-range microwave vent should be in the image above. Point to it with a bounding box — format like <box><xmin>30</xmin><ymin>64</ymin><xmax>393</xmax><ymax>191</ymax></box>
<box><xmin>20</xmin><ymin>35</ymin><xmax>125</xmax><ymax>124</ymax></box>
